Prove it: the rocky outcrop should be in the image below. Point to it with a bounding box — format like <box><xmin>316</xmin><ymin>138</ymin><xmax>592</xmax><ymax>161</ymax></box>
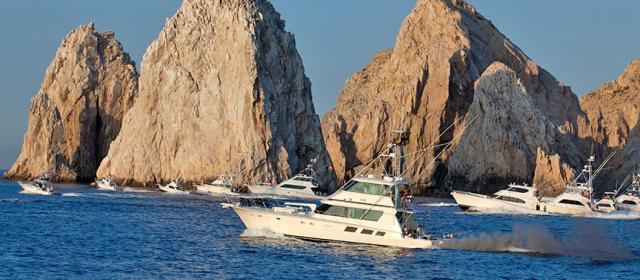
<box><xmin>580</xmin><ymin>59</ymin><xmax>640</xmax><ymax>190</ymax></box>
<box><xmin>447</xmin><ymin>62</ymin><xmax>569</xmax><ymax>193</ymax></box>
<box><xmin>321</xmin><ymin>0</ymin><xmax>585</xmax><ymax>193</ymax></box>
<box><xmin>581</xmin><ymin>60</ymin><xmax>640</xmax><ymax>149</ymax></box>
<box><xmin>97</xmin><ymin>0</ymin><xmax>335</xmax><ymax>188</ymax></box>
<box><xmin>533</xmin><ymin>148</ymin><xmax>575</xmax><ymax>196</ymax></box>
<box><xmin>5</xmin><ymin>24</ymin><xmax>138</xmax><ymax>182</ymax></box>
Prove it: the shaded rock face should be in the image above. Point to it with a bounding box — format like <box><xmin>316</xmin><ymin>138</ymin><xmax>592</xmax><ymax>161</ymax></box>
<box><xmin>533</xmin><ymin>148</ymin><xmax>575</xmax><ymax>197</ymax></box>
<box><xmin>580</xmin><ymin>59</ymin><xmax>640</xmax><ymax>190</ymax></box>
<box><xmin>98</xmin><ymin>0</ymin><xmax>335</xmax><ymax>188</ymax></box>
<box><xmin>447</xmin><ymin>62</ymin><xmax>566</xmax><ymax>193</ymax></box>
<box><xmin>321</xmin><ymin>0</ymin><xmax>584</xmax><ymax>193</ymax></box>
<box><xmin>6</xmin><ymin>24</ymin><xmax>138</xmax><ymax>182</ymax></box>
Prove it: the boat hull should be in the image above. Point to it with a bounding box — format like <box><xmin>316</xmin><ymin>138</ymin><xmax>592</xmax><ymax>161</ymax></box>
<box><xmin>539</xmin><ymin>203</ymin><xmax>593</xmax><ymax>215</ymax></box>
<box><xmin>451</xmin><ymin>191</ymin><xmax>540</xmax><ymax>214</ymax></box>
<box><xmin>230</xmin><ymin>206</ymin><xmax>433</xmax><ymax>249</ymax></box>
<box><xmin>195</xmin><ymin>184</ymin><xmax>234</xmax><ymax>195</ymax></box>
<box><xmin>18</xmin><ymin>182</ymin><xmax>53</xmax><ymax>196</ymax></box>
<box><xmin>158</xmin><ymin>185</ymin><xmax>190</xmax><ymax>195</ymax></box>
<box><xmin>96</xmin><ymin>181</ymin><xmax>118</xmax><ymax>191</ymax></box>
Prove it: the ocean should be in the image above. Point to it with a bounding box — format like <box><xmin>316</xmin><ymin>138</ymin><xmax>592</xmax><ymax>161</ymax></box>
<box><xmin>0</xmin><ymin>180</ymin><xmax>638</xmax><ymax>279</ymax></box>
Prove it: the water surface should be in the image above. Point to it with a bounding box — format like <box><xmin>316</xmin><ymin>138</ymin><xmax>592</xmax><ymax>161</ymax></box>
<box><xmin>0</xmin><ymin>181</ymin><xmax>637</xmax><ymax>279</ymax></box>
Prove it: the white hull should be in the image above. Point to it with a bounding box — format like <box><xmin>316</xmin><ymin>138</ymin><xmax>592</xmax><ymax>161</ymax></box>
<box><xmin>540</xmin><ymin>202</ymin><xmax>592</xmax><ymax>215</ymax></box>
<box><xmin>247</xmin><ymin>185</ymin><xmax>322</xmax><ymax>200</ymax></box>
<box><xmin>96</xmin><ymin>181</ymin><xmax>118</xmax><ymax>191</ymax></box>
<box><xmin>18</xmin><ymin>182</ymin><xmax>53</xmax><ymax>196</ymax></box>
<box><xmin>158</xmin><ymin>185</ymin><xmax>190</xmax><ymax>195</ymax></box>
<box><xmin>231</xmin><ymin>206</ymin><xmax>433</xmax><ymax>249</ymax></box>
<box><xmin>615</xmin><ymin>195</ymin><xmax>640</xmax><ymax>211</ymax></box>
<box><xmin>451</xmin><ymin>191</ymin><xmax>540</xmax><ymax>214</ymax></box>
<box><xmin>195</xmin><ymin>184</ymin><xmax>235</xmax><ymax>195</ymax></box>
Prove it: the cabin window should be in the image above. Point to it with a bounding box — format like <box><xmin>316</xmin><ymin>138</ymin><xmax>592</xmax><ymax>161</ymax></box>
<box><xmin>344</xmin><ymin>226</ymin><xmax>358</xmax><ymax>232</ymax></box>
<box><xmin>375</xmin><ymin>231</ymin><xmax>386</xmax><ymax>236</ymax></box>
<box><xmin>558</xmin><ymin>199</ymin><xmax>584</xmax><ymax>206</ymax></box>
<box><xmin>293</xmin><ymin>176</ymin><xmax>314</xmax><ymax>182</ymax></box>
<box><xmin>508</xmin><ymin>187</ymin><xmax>529</xmax><ymax>193</ymax></box>
<box><xmin>622</xmin><ymin>200</ymin><xmax>637</xmax><ymax>205</ymax></box>
<box><xmin>496</xmin><ymin>196</ymin><xmax>525</xmax><ymax>204</ymax></box>
<box><xmin>315</xmin><ymin>204</ymin><xmax>383</xmax><ymax>221</ymax></box>
<box><xmin>597</xmin><ymin>204</ymin><xmax>611</xmax><ymax>208</ymax></box>
<box><xmin>344</xmin><ymin>181</ymin><xmax>389</xmax><ymax>196</ymax></box>
<box><xmin>361</xmin><ymin>229</ymin><xmax>374</xmax><ymax>235</ymax></box>
<box><xmin>279</xmin><ymin>184</ymin><xmax>307</xmax><ymax>190</ymax></box>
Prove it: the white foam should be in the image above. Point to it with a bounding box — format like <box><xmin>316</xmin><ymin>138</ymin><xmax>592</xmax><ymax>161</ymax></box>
<box><xmin>61</xmin><ymin>192</ymin><xmax>81</xmax><ymax>197</ymax></box>
<box><xmin>420</xmin><ymin>202</ymin><xmax>458</xmax><ymax>207</ymax></box>
<box><xmin>240</xmin><ymin>228</ymin><xmax>290</xmax><ymax>240</ymax></box>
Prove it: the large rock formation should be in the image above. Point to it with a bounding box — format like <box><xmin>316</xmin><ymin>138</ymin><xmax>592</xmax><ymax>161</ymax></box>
<box><xmin>580</xmin><ymin>59</ymin><xmax>640</xmax><ymax>190</ymax></box>
<box><xmin>447</xmin><ymin>62</ymin><xmax>572</xmax><ymax>193</ymax></box>
<box><xmin>97</xmin><ymin>0</ymin><xmax>335</xmax><ymax>188</ymax></box>
<box><xmin>6</xmin><ymin>24</ymin><xmax>138</xmax><ymax>182</ymax></box>
<box><xmin>321</xmin><ymin>0</ymin><xmax>584</xmax><ymax>193</ymax></box>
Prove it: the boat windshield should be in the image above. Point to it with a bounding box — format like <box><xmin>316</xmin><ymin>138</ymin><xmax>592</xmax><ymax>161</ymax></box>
<box><xmin>343</xmin><ymin>180</ymin><xmax>389</xmax><ymax>196</ymax></box>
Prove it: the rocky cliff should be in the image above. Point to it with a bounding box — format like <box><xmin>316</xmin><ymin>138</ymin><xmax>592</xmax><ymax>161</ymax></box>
<box><xmin>5</xmin><ymin>24</ymin><xmax>138</xmax><ymax>182</ymax></box>
<box><xmin>580</xmin><ymin>59</ymin><xmax>640</xmax><ymax>190</ymax></box>
<box><xmin>321</xmin><ymin>0</ymin><xmax>584</xmax><ymax>193</ymax></box>
<box><xmin>97</xmin><ymin>0</ymin><xmax>335</xmax><ymax>188</ymax></box>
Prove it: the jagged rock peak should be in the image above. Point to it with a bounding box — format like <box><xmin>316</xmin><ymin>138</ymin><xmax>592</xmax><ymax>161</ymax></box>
<box><xmin>321</xmin><ymin>0</ymin><xmax>584</xmax><ymax>192</ymax></box>
<box><xmin>98</xmin><ymin>0</ymin><xmax>336</xmax><ymax>188</ymax></box>
<box><xmin>5</xmin><ymin>23</ymin><xmax>138</xmax><ymax>182</ymax></box>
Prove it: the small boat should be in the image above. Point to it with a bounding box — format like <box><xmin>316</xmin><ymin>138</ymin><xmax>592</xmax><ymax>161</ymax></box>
<box><xmin>95</xmin><ymin>177</ymin><xmax>120</xmax><ymax>191</ymax></box>
<box><xmin>451</xmin><ymin>184</ymin><xmax>542</xmax><ymax>214</ymax></box>
<box><xmin>594</xmin><ymin>192</ymin><xmax>618</xmax><ymax>212</ymax></box>
<box><xmin>195</xmin><ymin>175</ymin><xmax>236</xmax><ymax>196</ymax></box>
<box><xmin>247</xmin><ymin>163</ymin><xmax>326</xmax><ymax>199</ymax></box>
<box><xmin>158</xmin><ymin>178</ymin><xmax>190</xmax><ymax>195</ymax></box>
<box><xmin>614</xmin><ymin>170</ymin><xmax>640</xmax><ymax>211</ymax></box>
<box><xmin>223</xmin><ymin>131</ymin><xmax>436</xmax><ymax>249</ymax></box>
<box><xmin>18</xmin><ymin>173</ymin><xmax>55</xmax><ymax>195</ymax></box>
<box><xmin>540</xmin><ymin>154</ymin><xmax>614</xmax><ymax>215</ymax></box>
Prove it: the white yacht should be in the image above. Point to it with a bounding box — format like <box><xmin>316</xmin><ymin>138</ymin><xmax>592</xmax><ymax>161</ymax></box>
<box><xmin>247</xmin><ymin>164</ymin><xmax>325</xmax><ymax>199</ymax></box>
<box><xmin>540</xmin><ymin>154</ymin><xmax>612</xmax><ymax>215</ymax></box>
<box><xmin>195</xmin><ymin>175</ymin><xmax>236</xmax><ymax>196</ymax></box>
<box><xmin>18</xmin><ymin>173</ymin><xmax>55</xmax><ymax>195</ymax></box>
<box><xmin>223</xmin><ymin>132</ymin><xmax>435</xmax><ymax>249</ymax></box>
<box><xmin>594</xmin><ymin>192</ymin><xmax>618</xmax><ymax>212</ymax></box>
<box><xmin>451</xmin><ymin>184</ymin><xmax>542</xmax><ymax>214</ymax></box>
<box><xmin>615</xmin><ymin>171</ymin><xmax>640</xmax><ymax>211</ymax></box>
<box><xmin>158</xmin><ymin>178</ymin><xmax>190</xmax><ymax>195</ymax></box>
<box><xmin>96</xmin><ymin>177</ymin><xmax>120</xmax><ymax>191</ymax></box>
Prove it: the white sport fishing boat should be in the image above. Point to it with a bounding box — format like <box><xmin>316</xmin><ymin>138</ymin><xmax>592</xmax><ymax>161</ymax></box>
<box><xmin>96</xmin><ymin>177</ymin><xmax>120</xmax><ymax>191</ymax></box>
<box><xmin>195</xmin><ymin>175</ymin><xmax>236</xmax><ymax>196</ymax></box>
<box><xmin>158</xmin><ymin>178</ymin><xmax>190</xmax><ymax>195</ymax></box>
<box><xmin>615</xmin><ymin>170</ymin><xmax>640</xmax><ymax>211</ymax></box>
<box><xmin>223</xmin><ymin>131</ymin><xmax>438</xmax><ymax>249</ymax></box>
<box><xmin>594</xmin><ymin>192</ymin><xmax>617</xmax><ymax>213</ymax></box>
<box><xmin>541</xmin><ymin>154</ymin><xmax>614</xmax><ymax>215</ymax></box>
<box><xmin>451</xmin><ymin>184</ymin><xmax>542</xmax><ymax>214</ymax></box>
<box><xmin>247</xmin><ymin>163</ymin><xmax>325</xmax><ymax>199</ymax></box>
<box><xmin>18</xmin><ymin>173</ymin><xmax>55</xmax><ymax>195</ymax></box>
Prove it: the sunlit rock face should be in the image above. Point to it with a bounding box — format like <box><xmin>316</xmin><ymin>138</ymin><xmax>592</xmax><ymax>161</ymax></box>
<box><xmin>6</xmin><ymin>24</ymin><xmax>138</xmax><ymax>182</ymax></box>
<box><xmin>580</xmin><ymin>59</ymin><xmax>640</xmax><ymax>190</ymax></box>
<box><xmin>97</xmin><ymin>0</ymin><xmax>336</xmax><ymax>189</ymax></box>
<box><xmin>321</xmin><ymin>0</ymin><xmax>584</xmax><ymax>193</ymax></box>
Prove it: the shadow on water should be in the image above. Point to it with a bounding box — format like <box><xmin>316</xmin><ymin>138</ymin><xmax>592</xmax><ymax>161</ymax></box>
<box><xmin>439</xmin><ymin>222</ymin><xmax>635</xmax><ymax>261</ymax></box>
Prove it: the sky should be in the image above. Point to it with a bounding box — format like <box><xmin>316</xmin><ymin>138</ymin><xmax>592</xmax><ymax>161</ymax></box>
<box><xmin>0</xmin><ymin>0</ymin><xmax>638</xmax><ymax>169</ymax></box>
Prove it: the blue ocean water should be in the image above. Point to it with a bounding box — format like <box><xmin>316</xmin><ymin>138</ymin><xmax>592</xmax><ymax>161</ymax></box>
<box><xmin>1</xmin><ymin>180</ymin><xmax>638</xmax><ymax>279</ymax></box>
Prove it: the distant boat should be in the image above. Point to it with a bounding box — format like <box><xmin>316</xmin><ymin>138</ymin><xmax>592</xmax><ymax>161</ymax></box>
<box><xmin>95</xmin><ymin>177</ymin><xmax>120</xmax><ymax>191</ymax></box>
<box><xmin>18</xmin><ymin>173</ymin><xmax>55</xmax><ymax>195</ymax></box>
<box><xmin>451</xmin><ymin>184</ymin><xmax>542</xmax><ymax>214</ymax></box>
<box><xmin>195</xmin><ymin>175</ymin><xmax>236</xmax><ymax>196</ymax></box>
<box><xmin>158</xmin><ymin>178</ymin><xmax>190</xmax><ymax>195</ymax></box>
<box><xmin>246</xmin><ymin>163</ymin><xmax>326</xmax><ymax>199</ymax></box>
<box><xmin>614</xmin><ymin>170</ymin><xmax>640</xmax><ymax>211</ymax></box>
<box><xmin>594</xmin><ymin>192</ymin><xmax>618</xmax><ymax>212</ymax></box>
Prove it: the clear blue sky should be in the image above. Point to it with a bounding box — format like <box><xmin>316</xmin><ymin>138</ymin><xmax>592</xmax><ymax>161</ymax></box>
<box><xmin>0</xmin><ymin>0</ymin><xmax>638</xmax><ymax>169</ymax></box>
